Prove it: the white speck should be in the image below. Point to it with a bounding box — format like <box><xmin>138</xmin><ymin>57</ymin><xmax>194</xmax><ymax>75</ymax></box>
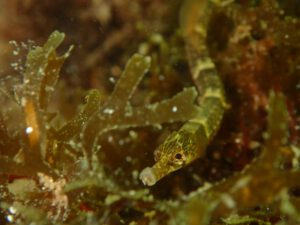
<box><xmin>103</xmin><ymin>108</ymin><xmax>114</xmax><ymax>115</ymax></box>
<box><xmin>172</xmin><ymin>106</ymin><xmax>178</xmax><ymax>112</ymax></box>
<box><xmin>8</xmin><ymin>206</ymin><xmax>16</xmax><ymax>214</ymax></box>
<box><xmin>24</xmin><ymin>78</ymin><xmax>30</xmax><ymax>84</ymax></box>
<box><xmin>221</xmin><ymin>194</ymin><xmax>236</xmax><ymax>209</ymax></box>
<box><xmin>109</xmin><ymin>77</ymin><xmax>116</xmax><ymax>83</ymax></box>
<box><xmin>126</xmin><ymin>156</ymin><xmax>132</xmax><ymax>162</ymax></box>
<box><xmin>6</xmin><ymin>215</ymin><xmax>14</xmax><ymax>222</ymax></box>
<box><xmin>26</xmin><ymin>126</ymin><xmax>33</xmax><ymax>134</ymax></box>
<box><xmin>21</xmin><ymin>98</ymin><xmax>27</xmax><ymax>106</ymax></box>
<box><xmin>21</xmin><ymin>42</ymin><xmax>27</xmax><ymax>49</ymax></box>
<box><xmin>296</xmin><ymin>83</ymin><xmax>300</xmax><ymax>89</ymax></box>
<box><xmin>153</xmin><ymin>124</ymin><xmax>162</xmax><ymax>130</ymax></box>
<box><xmin>108</xmin><ymin>135</ymin><xmax>113</xmax><ymax>142</ymax></box>
<box><xmin>10</xmin><ymin>62</ymin><xmax>18</xmax><ymax>69</ymax></box>
<box><xmin>235</xmin><ymin>138</ymin><xmax>241</xmax><ymax>144</ymax></box>
<box><xmin>38</xmin><ymin>67</ymin><xmax>45</xmax><ymax>75</ymax></box>
<box><xmin>9</xmin><ymin>40</ymin><xmax>17</xmax><ymax>46</ymax></box>
<box><xmin>129</xmin><ymin>130</ymin><xmax>137</xmax><ymax>139</ymax></box>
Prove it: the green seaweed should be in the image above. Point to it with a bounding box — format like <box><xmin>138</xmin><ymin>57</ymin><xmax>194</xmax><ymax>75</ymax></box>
<box><xmin>0</xmin><ymin>31</ymin><xmax>201</xmax><ymax>224</ymax></box>
<box><xmin>55</xmin><ymin>89</ymin><xmax>101</xmax><ymax>141</ymax></box>
<box><xmin>21</xmin><ymin>31</ymin><xmax>73</xmax><ymax>166</ymax></box>
<box><xmin>23</xmin><ymin>31</ymin><xmax>73</xmax><ymax>110</ymax></box>
<box><xmin>83</xmin><ymin>53</ymin><xmax>200</xmax><ymax>153</ymax></box>
<box><xmin>221</xmin><ymin>214</ymin><xmax>271</xmax><ymax>225</ymax></box>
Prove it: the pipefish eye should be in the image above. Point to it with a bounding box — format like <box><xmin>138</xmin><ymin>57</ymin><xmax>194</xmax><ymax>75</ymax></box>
<box><xmin>172</xmin><ymin>152</ymin><xmax>186</xmax><ymax>165</ymax></box>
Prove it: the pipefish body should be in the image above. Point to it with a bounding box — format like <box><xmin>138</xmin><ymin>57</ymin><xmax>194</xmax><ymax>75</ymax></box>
<box><xmin>140</xmin><ymin>0</ymin><xmax>230</xmax><ymax>186</ymax></box>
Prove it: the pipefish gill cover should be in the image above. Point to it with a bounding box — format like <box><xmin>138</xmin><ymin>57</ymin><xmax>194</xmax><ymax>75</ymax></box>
<box><xmin>0</xmin><ymin>0</ymin><xmax>300</xmax><ymax>224</ymax></box>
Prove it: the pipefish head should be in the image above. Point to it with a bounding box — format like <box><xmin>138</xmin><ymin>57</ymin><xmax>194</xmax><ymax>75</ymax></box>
<box><xmin>140</xmin><ymin>130</ymin><xmax>199</xmax><ymax>186</ymax></box>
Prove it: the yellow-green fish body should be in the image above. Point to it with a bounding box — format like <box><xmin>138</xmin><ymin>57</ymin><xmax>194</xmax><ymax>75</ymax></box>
<box><xmin>140</xmin><ymin>0</ymin><xmax>227</xmax><ymax>186</ymax></box>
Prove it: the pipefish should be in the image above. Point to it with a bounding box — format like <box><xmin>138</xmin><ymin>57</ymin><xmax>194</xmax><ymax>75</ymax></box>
<box><xmin>140</xmin><ymin>0</ymin><xmax>231</xmax><ymax>186</ymax></box>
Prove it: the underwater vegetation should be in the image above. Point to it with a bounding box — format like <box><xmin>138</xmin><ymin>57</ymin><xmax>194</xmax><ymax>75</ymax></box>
<box><xmin>0</xmin><ymin>0</ymin><xmax>300</xmax><ymax>224</ymax></box>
